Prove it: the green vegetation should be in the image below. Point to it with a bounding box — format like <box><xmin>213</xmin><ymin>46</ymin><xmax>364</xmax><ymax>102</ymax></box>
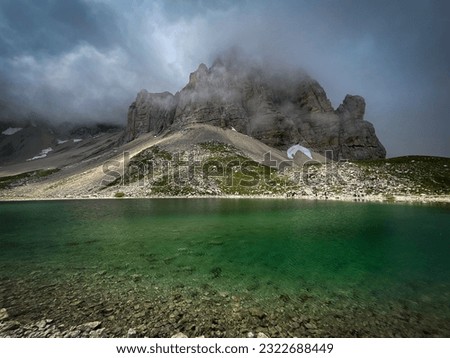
<box><xmin>106</xmin><ymin>142</ymin><xmax>449</xmax><ymax>199</ymax></box>
<box><xmin>198</xmin><ymin>141</ymin><xmax>238</xmax><ymax>154</ymax></box>
<box><xmin>114</xmin><ymin>192</ymin><xmax>125</xmax><ymax>198</ymax></box>
<box><xmin>198</xmin><ymin>141</ymin><xmax>293</xmax><ymax>195</ymax></box>
<box><xmin>0</xmin><ymin>168</ymin><xmax>60</xmax><ymax>189</ymax></box>
<box><xmin>140</xmin><ymin>145</ymin><xmax>172</xmax><ymax>161</ymax></box>
<box><xmin>355</xmin><ymin>156</ymin><xmax>450</xmax><ymax>194</ymax></box>
<box><xmin>100</xmin><ymin>145</ymin><xmax>174</xmax><ymax>189</ymax></box>
<box><xmin>109</xmin><ymin>141</ymin><xmax>296</xmax><ymax>196</ymax></box>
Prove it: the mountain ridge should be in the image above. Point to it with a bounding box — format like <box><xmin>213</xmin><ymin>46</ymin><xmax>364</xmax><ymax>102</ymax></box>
<box><xmin>125</xmin><ymin>60</ymin><xmax>386</xmax><ymax>160</ymax></box>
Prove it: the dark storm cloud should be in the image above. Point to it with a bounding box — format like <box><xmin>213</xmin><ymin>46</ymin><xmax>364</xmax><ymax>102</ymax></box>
<box><xmin>0</xmin><ymin>0</ymin><xmax>128</xmax><ymax>122</ymax></box>
<box><xmin>271</xmin><ymin>0</ymin><xmax>450</xmax><ymax>157</ymax></box>
<box><xmin>0</xmin><ymin>0</ymin><xmax>118</xmax><ymax>56</ymax></box>
<box><xmin>0</xmin><ymin>0</ymin><xmax>448</xmax><ymax>156</ymax></box>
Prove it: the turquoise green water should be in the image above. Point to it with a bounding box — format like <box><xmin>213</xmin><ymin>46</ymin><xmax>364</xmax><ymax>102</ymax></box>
<box><xmin>1</xmin><ymin>199</ymin><xmax>449</xmax><ymax>311</ymax></box>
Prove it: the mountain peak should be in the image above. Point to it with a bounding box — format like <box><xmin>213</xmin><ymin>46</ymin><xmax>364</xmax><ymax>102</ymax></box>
<box><xmin>124</xmin><ymin>61</ymin><xmax>386</xmax><ymax>160</ymax></box>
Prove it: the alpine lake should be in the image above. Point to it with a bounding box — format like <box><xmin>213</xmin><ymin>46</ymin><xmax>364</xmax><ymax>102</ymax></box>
<box><xmin>1</xmin><ymin>199</ymin><xmax>449</xmax><ymax>337</ymax></box>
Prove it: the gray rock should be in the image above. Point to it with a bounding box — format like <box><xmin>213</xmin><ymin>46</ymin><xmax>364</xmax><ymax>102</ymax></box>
<box><xmin>1</xmin><ymin>320</ymin><xmax>20</xmax><ymax>332</ymax></box>
<box><xmin>305</xmin><ymin>322</ymin><xmax>317</xmax><ymax>330</ymax></box>
<box><xmin>171</xmin><ymin>332</ymin><xmax>188</xmax><ymax>338</ymax></box>
<box><xmin>335</xmin><ymin>95</ymin><xmax>386</xmax><ymax>160</ymax></box>
<box><xmin>256</xmin><ymin>332</ymin><xmax>269</xmax><ymax>338</ymax></box>
<box><xmin>127</xmin><ymin>328</ymin><xmax>137</xmax><ymax>338</ymax></box>
<box><xmin>0</xmin><ymin>308</ymin><xmax>9</xmax><ymax>321</ymax></box>
<box><xmin>78</xmin><ymin>321</ymin><xmax>102</xmax><ymax>332</ymax></box>
<box><xmin>336</xmin><ymin>95</ymin><xmax>365</xmax><ymax>121</ymax></box>
<box><xmin>65</xmin><ymin>329</ymin><xmax>82</xmax><ymax>338</ymax></box>
<box><xmin>90</xmin><ymin>328</ymin><xmax>106</xmax><ymax>338</ymax></box>
<box><xmin>131</xmin><ymin>274</ymin><xmax>142</xmax><ymax>282</ymax></box>
<box><xmin>36</xmin><ymin>320</ymin><xmax>47</xmax><ymax>329</ymax></box>
<box><xmin>125</xmin><ymin>91</ymin><xmax>177</xmax><ymax>142</ymax></box>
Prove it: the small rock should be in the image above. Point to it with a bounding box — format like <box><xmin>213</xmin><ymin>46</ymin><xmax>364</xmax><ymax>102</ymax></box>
<box><xmin>249</xmin><ymin>308</ymin><xmax>267</xmax><ymax>319</ymax></box>
<box><xmin>171</xmin><ymin>332</ymin><xmax>188</xmax><ymax>338</ymax></box>
<box><xmin>0</xmin><ymin>308</ymin><xmax>9</xmax><ymax>321</ymax></box>
<box><xmin>247</xmin><ymin>331</ymin><xmax>254</xmax><ymax>338</ymax></box>
<box><xmin>256</xmin><ymin>332</ymin><xmax>269</xmax><ymax>338</ymax></box>
<box><xmin>134</xmin><ymin>312</ymin><xmax>145</xmax><ymax>319</ymax></box>
<box><xmin>100</xmin><ymin>308</ymin><xmax>114</xmax><ymax>316</ymax></box>
<box><xmin>66</xmin><ymin>330</ymin><xmax>81</xmax><ymax>338</ymax></box>
<box><xmin>90</xmin><ymin>328</ymin><xmax>106</xmax><ymax>338</ymax></box>
<box><xmin>131</xmin><ymin>274</ymin><xmax>142</xmax><ymax>282</ymax></box>
<box><xmin>1</xmin><ymin>320</ymin><xmax>20</xmax><ymax>332</ymax></box>
<box><xmin>127</xmin><ymin>328</ymin><xmax>137</xmax><ymax>338</ymax></box>
<box><xmin>210</xmin><ymin>267</ymin><xmax>222</xmax><ymax>279</ymax></box>
<box><xmin>79</xmin><ymin>321</ymin><xmax>102</xmax><ymax>331</ymax></box>
<box><xmin>305</xmin><ymin>322</ymin><xmax>317</xmax><ymax>330</ymax></box>
<box><xmin>36</xmin><ymin>320</ymin><xmax>47</xmax><ymax>329</ymax></box>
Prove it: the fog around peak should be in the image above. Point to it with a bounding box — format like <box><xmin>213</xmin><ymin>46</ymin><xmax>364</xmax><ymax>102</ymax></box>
<box><xmin>0</xmin><ymin>0</ymin><xmax>448</xmax><ymax>157</ymax></box>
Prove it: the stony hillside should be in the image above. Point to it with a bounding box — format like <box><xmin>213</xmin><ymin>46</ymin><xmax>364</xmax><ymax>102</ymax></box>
<box><xmin>101</xmin><ymin>144</ymin><xmax>450</xmax><ymax>202</ymax></box>
<box><xmin>2</xmin><ymin>123</ymin><xmax>444</xmax><ymax>203</ymax></box>
<box><xmin>0</xmin><ymin>119</ymin><xmax>122</xmax><ymax>166</ymax></box>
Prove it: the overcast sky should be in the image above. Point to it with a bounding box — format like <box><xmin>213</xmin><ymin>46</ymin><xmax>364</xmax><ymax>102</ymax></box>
<box><xmin>0</xmin><ymin>0</ymin><xmax>448</xmax><ymax>157</ymax></box>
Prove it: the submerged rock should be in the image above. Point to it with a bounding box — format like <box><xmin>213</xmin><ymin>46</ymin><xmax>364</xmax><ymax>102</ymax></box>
<box><xmin>210</xmin><ymin>267</ymin><xmax>222</xmax><ymax>279</ymax></box>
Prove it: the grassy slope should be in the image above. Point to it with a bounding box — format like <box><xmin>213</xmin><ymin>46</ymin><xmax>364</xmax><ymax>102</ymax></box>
<box><xmin>355</xmin><ymin>156</ymin><xmax>450</xmax><ymax>195</ymax></box>
<box><xmin>0</xmin><ymin>169</ymin><xmax>60</xmax><ymax>190</ymax></box>
<box><xmin>113</xmin><ymin>144</ymin><xmax>449</xmax><ymax>198</ymax></box>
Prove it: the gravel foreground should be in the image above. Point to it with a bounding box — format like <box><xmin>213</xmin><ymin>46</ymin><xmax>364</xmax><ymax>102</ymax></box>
<box><xmin>1</xmin><ymin>272</ymin><xmax>448</xmax><ymax>338</ymax></box>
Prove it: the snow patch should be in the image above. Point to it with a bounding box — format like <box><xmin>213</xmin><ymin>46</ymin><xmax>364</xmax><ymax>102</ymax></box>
<box><xmin>2</xmin><ymin>127</ymin><xmax>23</xmax><ymax>135</ymax></box>
<box><xmin>27</xmin><ymin>147</ymin><xmax>53</xmax><ymax>161</ymax></box>
<box><xmin>73</xmin><ymin>139</ymin><xmax>83</xmax><ymax>143</ymax></box>
<box><xmin>287</xmin><ymin>144</ymin><xmax>313</xmax><ymax>160</ymax></box>
<box><xmin>57</xmin><ymin>139</ymin><xmax>68</xmax><ymax>144</ymax></box>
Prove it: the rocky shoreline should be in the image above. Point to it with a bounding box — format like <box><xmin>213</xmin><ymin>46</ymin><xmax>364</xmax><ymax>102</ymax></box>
<box><xmin>0</xmin><ymin>193</ymin><xmax>449</xmax><ymax>205</ymax></box>
<box><xmin>1</xmin><ymin>272</ymin><xmax>449</xmax><ymax>338</ymax></box>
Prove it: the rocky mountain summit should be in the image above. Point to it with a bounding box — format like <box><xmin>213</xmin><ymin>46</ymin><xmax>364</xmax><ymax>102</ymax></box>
<box><xmin>125</xmin><ymin>59</ymin><xmax>386</xmax><ymax>160</ymax></box>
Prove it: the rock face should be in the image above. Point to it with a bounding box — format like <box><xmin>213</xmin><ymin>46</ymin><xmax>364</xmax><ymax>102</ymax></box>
<box><xmin>124</xmin><ymin>60</ymin><xmax>386</xmax><ymax>160</ymax></box>
<box><xmin>335</xmin><ymin>95</ymin><xmax>387</xmax><ymax>160</ymax></box>
<box><xmin>124</xmin><ymin>91</ymin><xmax>177</xmax><ymax>142</ymax></box>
